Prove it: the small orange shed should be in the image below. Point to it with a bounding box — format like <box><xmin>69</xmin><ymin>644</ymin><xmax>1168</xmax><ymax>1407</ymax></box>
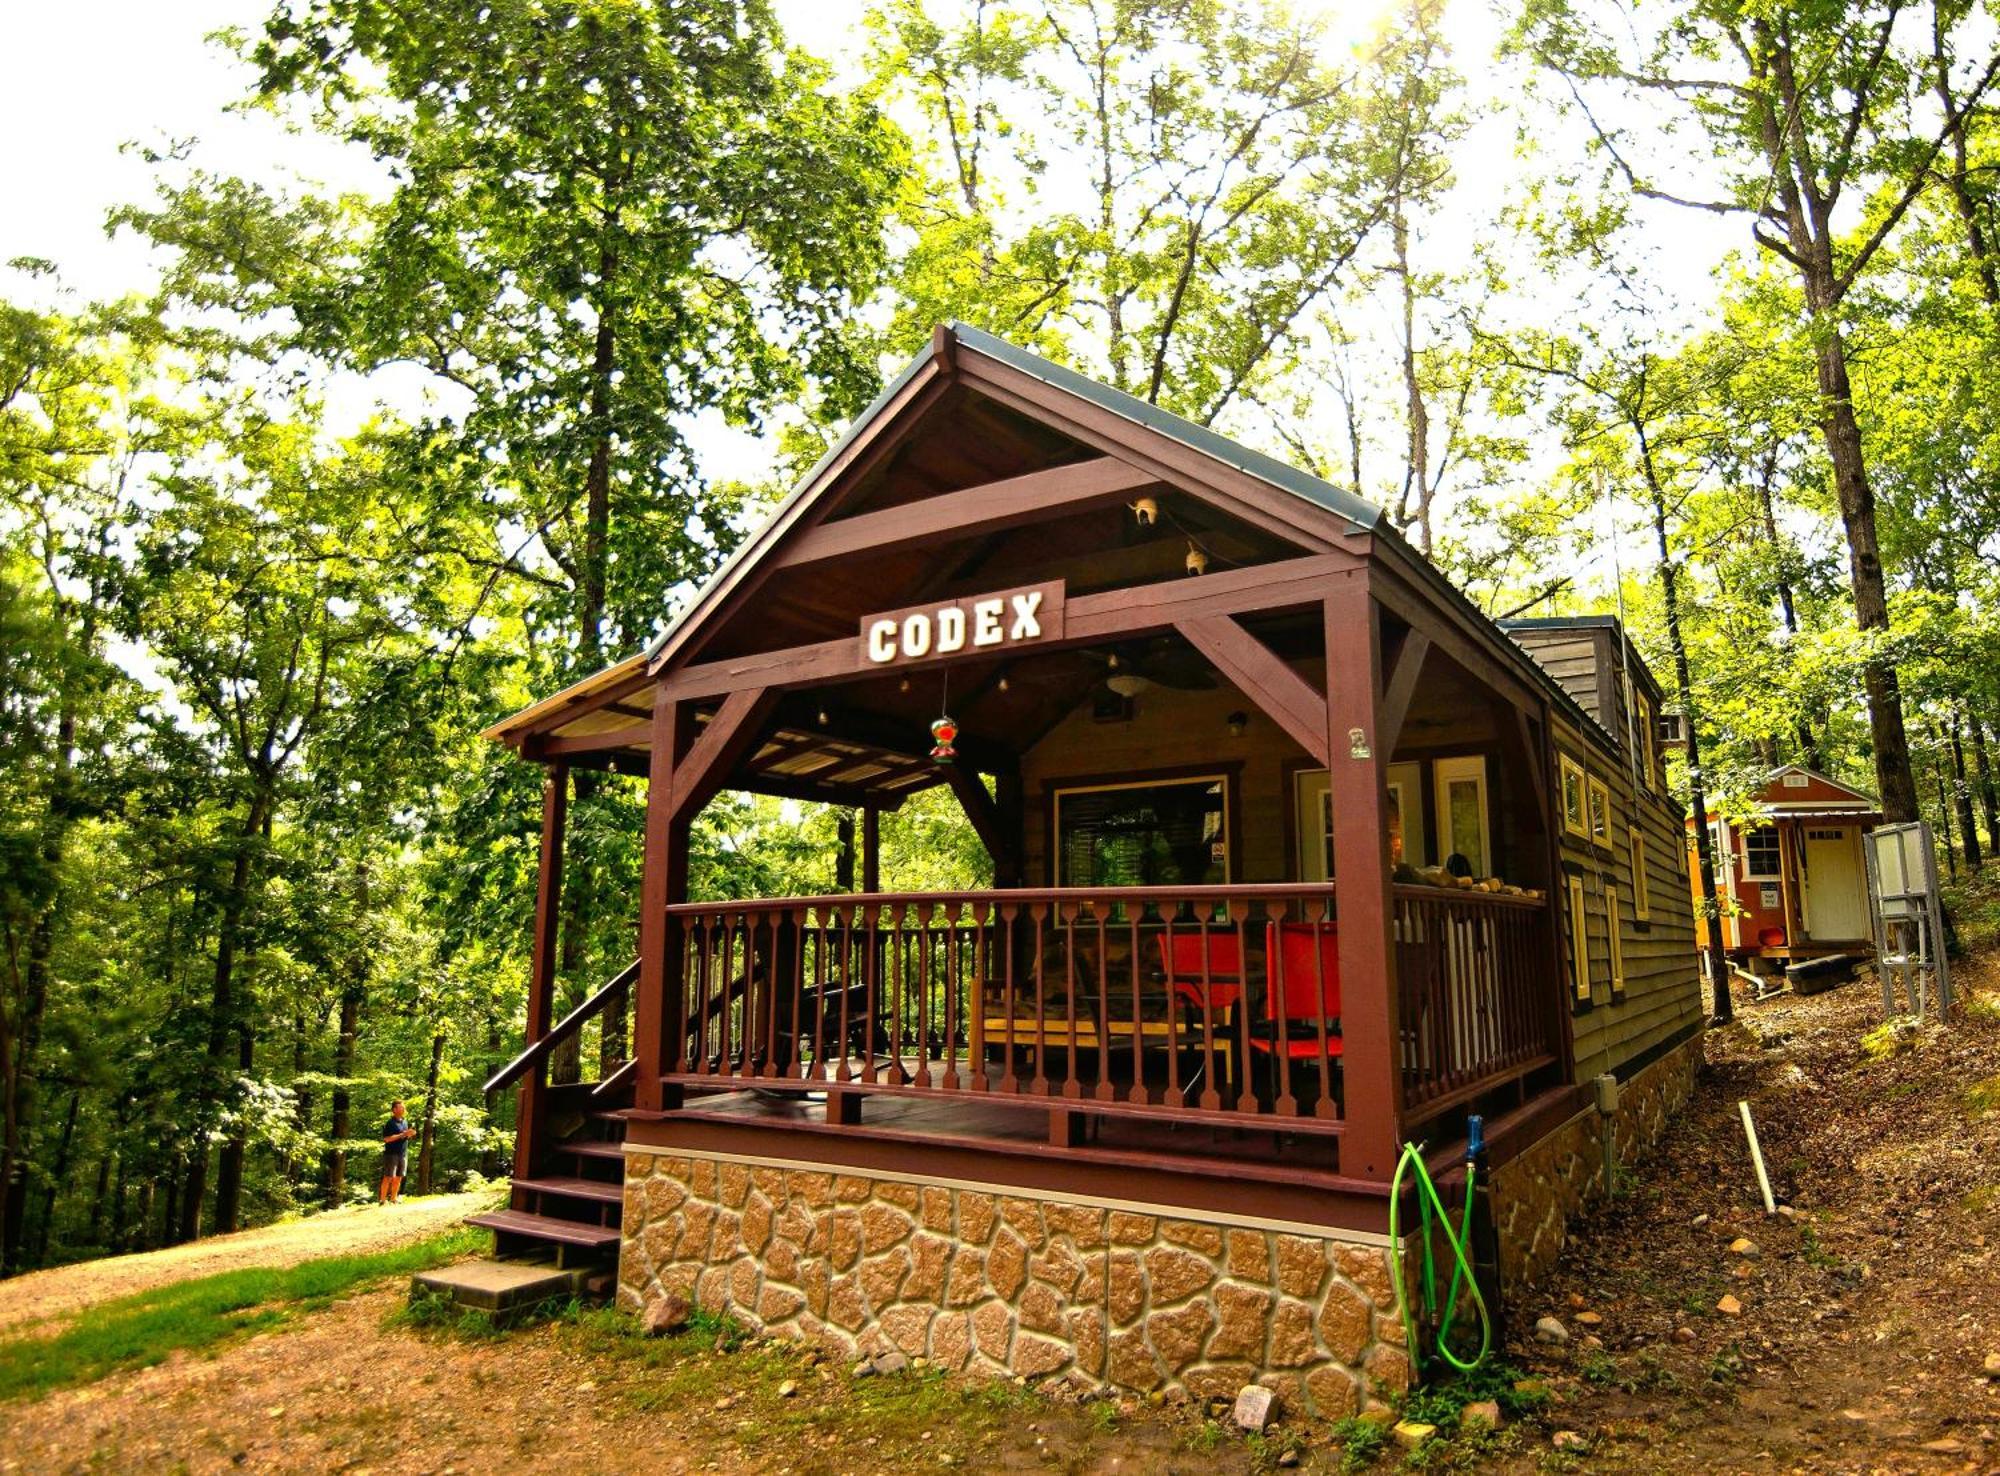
<box><xmin>1688</xmin><ymin>766</ymin><xmax>1880</xmax><ymax>970</ymax></box>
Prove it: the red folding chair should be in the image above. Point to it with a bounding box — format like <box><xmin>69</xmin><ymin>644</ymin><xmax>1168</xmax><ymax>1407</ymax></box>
<box><xmin>1156</xmin><ymin>928</ymin><xmax>1244</xmax><ymax>1088</ymax></box>
<box><xmin>1250</xmin><ymin>922</ymin><xmax>1343</xmax><ymax>1097</ymax></box>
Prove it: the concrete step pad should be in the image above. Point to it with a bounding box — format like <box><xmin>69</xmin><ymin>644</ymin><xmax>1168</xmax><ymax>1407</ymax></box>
<box><xmin>411</xmin><ymin>1258</ymin><xmax>592</xmax><ymax>1313</ymax></box>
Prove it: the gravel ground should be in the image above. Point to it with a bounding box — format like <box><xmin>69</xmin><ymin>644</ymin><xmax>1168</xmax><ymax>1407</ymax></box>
<box><xmin>0</xmin><ymin>1191</ymin><xmax>495</xmax><ymax>1336</ymax></box>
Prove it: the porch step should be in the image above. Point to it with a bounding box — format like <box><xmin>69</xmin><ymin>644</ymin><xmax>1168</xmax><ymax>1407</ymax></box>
<box><xmin>514</xmin><ymin>1174</ymin><xmax>623</xmax><ymax>1206</ymax></box>
<box><xmin>467</xmin><ymin>1208</ymin><xmax>622</xmax><ymax>1253</ymax></box>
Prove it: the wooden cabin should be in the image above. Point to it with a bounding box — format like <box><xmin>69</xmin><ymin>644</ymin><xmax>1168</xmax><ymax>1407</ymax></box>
<box><xmin>476</xmin><ymin>325</ymin><xmax>1705</xmax><ymax>1409</ymax></box>
<box><xmin>1688</xmin><ymin>766</ymin><xmax>1880</xmax><ymax>974</ymax></box>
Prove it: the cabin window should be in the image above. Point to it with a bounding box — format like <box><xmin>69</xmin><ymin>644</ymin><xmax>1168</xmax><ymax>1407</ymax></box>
<box><xmin>1560</xmin><ymin>754</ymin><xmax>1589</xmax><ymax>839</ymax></box>
<box><xmin>1629</xmin><ymin>827</ymin><xmax>1651</xmax><ymax>920</ymax></box>
<box><xmin>1434</xmin><ymin>755</ymin><xmax>1490</xmax><ymax>876</ymax></box>
<box><xmin>1387</xmin><ymin>761</ymin><xmax>1425</xmax><ymax>869</ymax></box>
<box><xmin>1566</xmin><ymin>873</ymin><xmax>1591</xmax><ymax>1001</ymax></box>
<box><xmin>1606</xmin><ymin>883</ymin><xmax>1625</xmax><ymax>994</ymax></box>
<box><xmin>1587</xmin><ymin>775</ymin><xmax>1613</xmax><ymax>848</ymax></box>
<box><xmin>1054</xmin><ymin>775</ymin><xmax>1229</xmax><ymax>887</ymax></box>
<box><xmin>1742</xmin><ymin>826</ymin><xmax>1781</xmax><ymax>881</ymax></box>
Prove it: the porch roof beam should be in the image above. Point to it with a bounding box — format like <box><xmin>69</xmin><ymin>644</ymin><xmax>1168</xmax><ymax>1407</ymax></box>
<box><xmin>656</xmin><ymin>550</ymin><xmax>1363</xmax><ymax>701</ymax></box>
<box><xmin>1176</xmin><ymin>615</ymin><xmax>1329</xmax><ymax>767</ymax></box>
<box><xmin>772</xmin><ymin>456</ymin><xmax>1159</xmax><ymax>570</ymax></box>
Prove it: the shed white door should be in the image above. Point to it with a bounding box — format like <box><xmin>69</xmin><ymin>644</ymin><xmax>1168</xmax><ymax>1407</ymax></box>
<box><xmin>1802</xmin><ymin>827</ymin><xmax>1869</xmax><ymax>941</ymax></box>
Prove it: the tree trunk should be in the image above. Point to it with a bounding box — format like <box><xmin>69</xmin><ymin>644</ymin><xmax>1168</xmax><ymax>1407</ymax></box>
<box><xmin>479</xmin><ymin>1008</ymin><xmax>502</xmax><ymax>1180</ymax></box>
<box><xmin>183</xmin><ymin>792</ymin><xmax>270</xmax><ymax>1242</ymax></box>
<box><xmin>327</xmin><ymin>978</ymin><xmax>363</xmax><ymax>1206</ymax></box>
<box><xmin>1755</xmin><ymin>457</ymin><xmax>1824</xmax><ymax>769</ymax></box>
<box><xmin>1802</xmin><ymin>271</ymin><xmax>1918</xmax><ymax>821</ymax></box>
<box><xmin>30</xmin><ymin>1089</ymin><xmax>81</xmax><ymax>1265</ymax></box>
<box><xmin>87</xmin><ymin>1150</ymin><xmax>111</xmax><ymax>1249</ymax></box>
<box><xmin>417</xmin><ymin>1031</ymin><xmax>445</xmax><ymax>1194</ymax></box>
<box><xmin>1951</xmin><ymin>713</ymin><xmax>1981</xmax><ymax>869</ymax></box>
<box><xmin>287</xmin><ymin>1008</ymin><xmax>314</xmax><ymax>1189</ymax></box>
<box><xmin>1393</xmin><ymin>208</ymin><xmax>1434</xmax><ymax>556</ymax></box>
<box><xmin>1641</xmin><ymin>441</ymin><xmax>1732</xmax><ymax>1020</ymax></box>
<box><xmin>1933</xmin><ymin>748</ymin><xmax>1960</xmax><ymax>880</ymax></box>
<box><xmin>1973</xmin><ymin>715</ymin><xmax>2000</xmax><ymax>855</ymax></box>
<box><xmin>214</xmin><ymin>1017</ymin><xmax>256</xmax><ymax>1234</ymax></box>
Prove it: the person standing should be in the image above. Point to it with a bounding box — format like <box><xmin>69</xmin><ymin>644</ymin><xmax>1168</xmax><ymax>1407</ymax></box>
<box><xmin>379</xmin><ymin>1100</ymin><xmax>417</xmax><ymax>1205</ymax></box>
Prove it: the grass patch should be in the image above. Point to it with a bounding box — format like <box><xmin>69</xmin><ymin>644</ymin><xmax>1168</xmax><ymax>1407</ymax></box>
<box><xmin>0</xmin><ymin>1225</ymin><xmax>486</xmax><ymax>1402</ymax></box>
<box><xmin>1860</xmin><ymin>1020</ymin><xmax>1918</xmax><ymax>1061</ymax></box>
<box><xmin>1329</xmin><ymin>1414</ymin><xmax>1391</xmax><ymax>1471</ymax></box>
<box><xmin>1963</xmin><ymin>1073</ymin><xmax>2000</xmax><ymax>1116</ymax></box>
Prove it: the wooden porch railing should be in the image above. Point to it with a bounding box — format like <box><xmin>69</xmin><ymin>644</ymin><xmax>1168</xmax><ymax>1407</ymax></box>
<box><xmin>1393</xmin><ymin>886</ymin><xmax>1559</xmax><ymax>1121</ymax></box>
<box><xmin>658</xmin><ymin>883</ymin><xmax>1557</xmax><ymax>1138</ymax></box>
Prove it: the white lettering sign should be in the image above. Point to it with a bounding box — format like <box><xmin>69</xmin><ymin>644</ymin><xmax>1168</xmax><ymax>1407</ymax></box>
<box><xmin>858</xmin><ymin>582</ymin><xmax>1066</xmax><ymax>668</ymax></box>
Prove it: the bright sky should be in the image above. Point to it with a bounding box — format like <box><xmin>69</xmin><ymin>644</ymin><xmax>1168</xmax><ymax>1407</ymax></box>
<box><xmin>0</xmin><ymin>0</ymin><xmax>1738</xmax><ymax>516</ymax></box>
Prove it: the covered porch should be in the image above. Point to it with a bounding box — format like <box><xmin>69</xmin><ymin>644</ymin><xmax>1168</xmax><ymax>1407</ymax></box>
<box><xmin>486</xmin><ymin>324</ymin><xmax>1582</xmax><ymax>1239</ymax></box>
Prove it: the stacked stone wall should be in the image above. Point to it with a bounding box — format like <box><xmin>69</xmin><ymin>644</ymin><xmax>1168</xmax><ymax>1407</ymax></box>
<box><xmin>1489</xmin><ymin>1033</ymin><xmax>1703</xmax><ymax>1292</ymax></box>
<box><xmin>618</xmin><ymin>1158</ymin><xmax>1411</xmax><ymax>1415</ymax></box>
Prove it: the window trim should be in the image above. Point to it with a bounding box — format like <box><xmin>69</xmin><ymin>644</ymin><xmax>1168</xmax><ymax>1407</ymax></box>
<box><xmin>1567</xmin><ymin>873</ymin><xmax>1591</xmax><ymax>1002</ymax></box>
<box><xmin>1741</xmin><ymin>824</ymin><xmax>1782</xmax><ymax>883</ymax></box>
<box><xmin>1587</xmin><ymin>774</ymin><xmax>1614</xmax><ymax>849</ymax></box>
<box><xmin>1433</xmin><ymin>754</ymin><xmax>1491</xmax><ymax>878</ymax></box>
<box><xmin>1606</xmin><ymin>882</ymin><xmax>1625</xmax><ymax>994</ymax></box>
<box><xmin>1560</xmin><ymin>753</ymin><xmax>1589</xmax><ymax>839</ymax></box>
<box><xmin>1629</xmin><ymin>826</ymin><xmax>1651</xmax><ymax>922</ymax></box>
<box><xmin>1048</xmin><ymin>767</ymin><xmax>1237</xmax><ymax>887</ymax></box>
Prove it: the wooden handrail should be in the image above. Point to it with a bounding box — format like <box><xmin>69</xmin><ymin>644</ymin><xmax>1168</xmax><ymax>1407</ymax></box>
<box><xmin>483</xmin><ymin>957</ymin><xmax>640</xmax><ymax>1095</ymax></box>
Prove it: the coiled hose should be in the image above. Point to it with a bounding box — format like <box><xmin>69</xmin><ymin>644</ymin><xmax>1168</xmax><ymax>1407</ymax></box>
<box><xmin>1387</xmin><ymin>1136</ymin><xmax>1493</xmax><ymax>1375</ymax></box>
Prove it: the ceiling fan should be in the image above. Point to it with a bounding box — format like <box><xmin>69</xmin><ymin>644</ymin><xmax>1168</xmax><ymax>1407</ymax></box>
<box><xmin>1084</xmin><ymin>640</ymin><xmax>1217</xmax><ymax>697</ymax></box>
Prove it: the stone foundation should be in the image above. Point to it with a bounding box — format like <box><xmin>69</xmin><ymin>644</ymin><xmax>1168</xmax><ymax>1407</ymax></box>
<box><xmin>617</xmin><ymin>1154</ymin><xmax>1411</xmax><ymax>1415</ymax></box>
<box><xmin>1490</xmin><ymin>1031</ymin><xmax>1703</xmax><ymax>1292</ymax></box>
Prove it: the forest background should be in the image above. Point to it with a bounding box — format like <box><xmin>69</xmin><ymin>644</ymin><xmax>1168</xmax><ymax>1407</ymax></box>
<box><xmin>4</xmin><ymin>0</ymin><xmax>1998</xmax><ymax>1271</ymax></box>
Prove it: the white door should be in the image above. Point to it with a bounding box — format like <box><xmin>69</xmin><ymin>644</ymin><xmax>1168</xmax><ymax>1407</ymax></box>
<box><xmin>1433</xmin><ymin>755</ymin><xmax>1490</xmax><ymax>878</ymax></box>
<box><xmin>1802</xmin><ymin>827</ymin><xmax>1868</xmax><ymax>940</ymax></box>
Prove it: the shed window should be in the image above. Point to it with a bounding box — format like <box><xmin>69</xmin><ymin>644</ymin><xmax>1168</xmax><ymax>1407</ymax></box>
<box><xmin>1743</xmin><ymin>826</ymin><xmax>1781</xmax><ymax>881</ymax></box>
<box><xmin>1055</xmin><ymin>776</ymin><xmax>1229</xmax><ymax>887</ymax></box>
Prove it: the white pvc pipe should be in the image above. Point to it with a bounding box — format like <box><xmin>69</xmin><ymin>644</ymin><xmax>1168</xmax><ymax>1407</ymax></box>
<box><xmin>1739</xmin><ymin>1100</ymin><xmax>1776</xmax><ymax>1214</ymax></box>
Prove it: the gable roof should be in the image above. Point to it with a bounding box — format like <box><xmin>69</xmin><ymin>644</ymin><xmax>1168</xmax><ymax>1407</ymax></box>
<box><xmin>1757</xmin><ymin>765</ymin><xmax>1878</xmax><ymax>806</ymax></box>
<box><xmin>492</xmin><ymin>322</ymin><xmax>1649</xmax><ymax>764</ymax></box>
<box><xmin>642</xmin><ymin>322</ymin><xmax>1384</xmax><ymax>676</ymax></box>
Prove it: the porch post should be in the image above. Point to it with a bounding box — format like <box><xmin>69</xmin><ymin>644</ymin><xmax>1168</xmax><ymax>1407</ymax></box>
<box><xmin>634</xmin><ymin>689</ymin><xmax>690</xmax><ymax>1113</ymax></box>
<box><xmin>513</xmin><ymin>762</ymin><xmax>568</xmax><ymax>1189</ymax></box>
<box><xmin>1323</xmin><ymin>575</ymin><xmax>1401</xmax><ymax>1182</ymax></box>
<box><xmin>862</xmin><ymin>802</ymin><xmax>881</xmax><ymax>893</ymax></box>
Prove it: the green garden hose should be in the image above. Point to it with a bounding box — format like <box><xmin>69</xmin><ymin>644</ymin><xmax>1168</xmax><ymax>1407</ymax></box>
<box><xmin>1388</xmin><ymin>1138</ymin><xmax>1493</xmax><ymax>1375</ymax></box>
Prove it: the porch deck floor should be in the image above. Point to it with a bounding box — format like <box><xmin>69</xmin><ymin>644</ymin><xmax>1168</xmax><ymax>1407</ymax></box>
<box><xmin>671</xmin><ymin>1061</ymin><xmax>1344</xmax><ymax>1175</ymax></box>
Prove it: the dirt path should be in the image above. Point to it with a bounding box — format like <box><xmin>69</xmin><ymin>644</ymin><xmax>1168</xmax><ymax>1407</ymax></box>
<box><xmin>0</xmin><ymin>1191</ymin><xmax>493</xmax><ymax>1335</ymax></box>
<box><xmin>1493</xmin><ymin>958</ymin><xmax>2000</xmax><ymax>1473</ymax></box>
<box><xmin>0</xmin><ymin>1283</ymin><xmax>1238</xmax><ymax>1476</ymax></box>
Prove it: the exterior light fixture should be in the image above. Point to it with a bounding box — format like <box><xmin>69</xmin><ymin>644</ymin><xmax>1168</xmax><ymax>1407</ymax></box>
<box><xmin>997</xmin><ymin>675</ymin><xmax>1010</xmax><ymax>692</ymax></box>
<box><xmin>816</xmin><ymin>708</ymin><xmax>830</xmax><ymax>726</ymax></box>
<box><xmin>1130</xmin><ymin>496</ymin><xmax>1159</xmax><ymax>526</ymax></box>
<box><xmin>1226</xmin><ymin>710</ymin><xmax>1248</xmax><ymax>737</ymax></box>
<box><xmin>1185</xmin><ymin>542</ymin><xmax>1209</xmax><ymax>576</ymax></box>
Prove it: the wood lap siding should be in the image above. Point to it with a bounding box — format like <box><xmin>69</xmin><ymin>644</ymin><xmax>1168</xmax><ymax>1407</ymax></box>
<box><xmin>1507</xmin><ymin>630</ymin><xmax>1604</xmax><ymax>723</ymax></box>
<box><xmin>1550</xmin><ymin>704</ymin><xmax>1702</xmax><ymax>1084</ymax></box>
